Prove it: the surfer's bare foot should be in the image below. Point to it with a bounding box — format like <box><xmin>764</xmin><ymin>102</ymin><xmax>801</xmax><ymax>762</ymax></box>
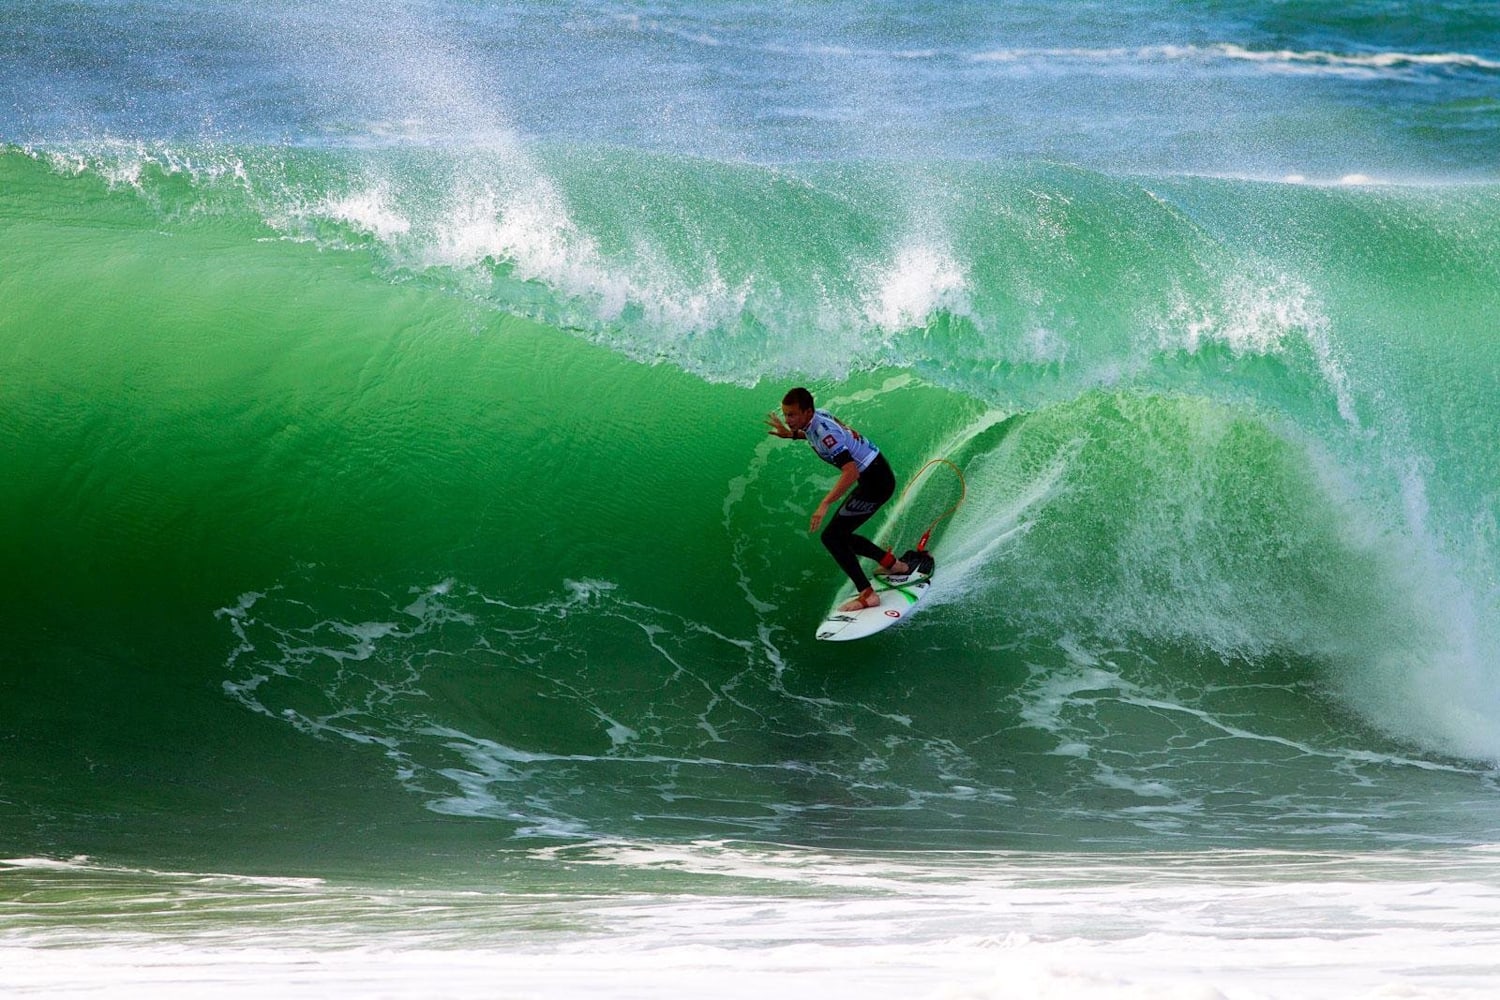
<box><xmin>838</xmin><ymin>589</ymin><xmax>880</xmax><ymax>612</ymax></box>
<box><xmin>875</xmin><ymin>560</ymin><xmax>910</xmax><ymax>578</ymax></box>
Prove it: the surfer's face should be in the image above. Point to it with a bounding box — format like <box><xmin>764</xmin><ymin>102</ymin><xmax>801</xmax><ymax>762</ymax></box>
<box><xmin>782</xmin><ymin>402</ymin><xmax>813</xmax><ymax>433</ymax></box>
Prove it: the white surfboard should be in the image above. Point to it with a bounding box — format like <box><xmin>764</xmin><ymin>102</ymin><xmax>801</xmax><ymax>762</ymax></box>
<box><xmin>815</xmin><ymin>572</ymin><xmax>932</xmax><ymax>642</ymax></box>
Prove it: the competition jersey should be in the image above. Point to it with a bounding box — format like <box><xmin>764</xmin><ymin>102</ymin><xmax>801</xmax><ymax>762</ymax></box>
<box><xmin>804</xmin><ymin>409</ymin><xmax>880</xmax><ymax>472</ymax></box>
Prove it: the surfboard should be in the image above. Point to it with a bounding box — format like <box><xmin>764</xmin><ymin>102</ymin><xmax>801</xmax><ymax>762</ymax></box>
<box><xmin>815</xmin><ymin>570</ymin><xmax>932</xmax><ymax>642</ymax></box>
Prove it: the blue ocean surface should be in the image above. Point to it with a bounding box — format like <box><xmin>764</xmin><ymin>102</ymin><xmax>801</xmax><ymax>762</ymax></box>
<box><xmin>3</xmin><ymin>2</ymin><xmax>1500</xmax><ymax>996</ymax></box>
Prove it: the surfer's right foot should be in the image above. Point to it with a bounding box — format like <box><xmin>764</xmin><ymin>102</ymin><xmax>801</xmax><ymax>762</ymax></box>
<box><xmin>875</xmin><ymin>559</ymin><xmax>911</xmax><ymax>578</ymax></box>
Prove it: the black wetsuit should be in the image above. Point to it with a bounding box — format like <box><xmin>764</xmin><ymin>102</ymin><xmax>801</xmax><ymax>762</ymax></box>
<box><xmin>803</xmin><ymin>409</ymin><xmax>896</xmax><ymax>594</ymax></box>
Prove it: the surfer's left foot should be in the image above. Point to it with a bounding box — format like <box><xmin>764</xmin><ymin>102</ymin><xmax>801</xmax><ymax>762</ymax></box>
<box><xmin>838</xmin><ymin>589</ymin><xmax>880</xmax><ymax>612</ymax></box>
<box><xmin>875</xmin><ymin>559</ymin><xmax>911</xmax><ymax>578</ymax></box>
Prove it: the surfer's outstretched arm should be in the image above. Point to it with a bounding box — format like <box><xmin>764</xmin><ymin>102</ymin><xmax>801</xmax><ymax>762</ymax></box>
<box><xmin>766</xmin><ymin>411</ymin><xmax>801</xmax><ymax>439</ymax></box>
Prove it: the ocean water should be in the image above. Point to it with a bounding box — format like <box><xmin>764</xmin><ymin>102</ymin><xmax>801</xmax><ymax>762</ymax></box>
<box><xmin>4</xmin><ymin>1</ymin><xmax>1500</xmax><ymax>996</ymax></box>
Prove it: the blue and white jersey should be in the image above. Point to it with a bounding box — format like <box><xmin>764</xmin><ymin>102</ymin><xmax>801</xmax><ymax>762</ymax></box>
<box><xmin>805</xmin><ymin>409</ymin><xmax>880</xmax><ymax>471</ymax></box>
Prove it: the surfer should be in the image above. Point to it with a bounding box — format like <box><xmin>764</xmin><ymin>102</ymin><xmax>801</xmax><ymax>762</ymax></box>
<box><xmin>766</xmin><ymin>387</ymin><xmax>910</xmax><ymax>612</ymax></box>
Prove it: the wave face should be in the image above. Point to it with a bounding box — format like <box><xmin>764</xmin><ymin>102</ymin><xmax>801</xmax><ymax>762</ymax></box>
<box><xmin>4</xmin><ymin>141</ymin><xmax>1500</xmax><ymax>862</ymax></box>
<box><xmin>4</xmin><ymin>1</ymin><xmax>1500</xmax><ymax>867</ymax></box>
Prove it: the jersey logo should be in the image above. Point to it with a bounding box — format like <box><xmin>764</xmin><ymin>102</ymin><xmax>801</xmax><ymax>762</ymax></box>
<box><xmin>822</xmin><ymin>435</ymin><xmax>837</xmax><ymax>448</ymax></box>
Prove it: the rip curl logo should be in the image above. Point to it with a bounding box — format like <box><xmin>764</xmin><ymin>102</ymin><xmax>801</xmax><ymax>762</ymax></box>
<box><xmin>840</xmin><ymin>498</ymin><xmax>877</xmax><ymax>515</ymax></box>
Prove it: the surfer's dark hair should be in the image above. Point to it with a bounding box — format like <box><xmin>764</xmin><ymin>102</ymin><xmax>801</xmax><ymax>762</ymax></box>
<box><xmin>782</xmin><ymin>386</ymin><xmax>814</xmax><ymax>411</ymax></box>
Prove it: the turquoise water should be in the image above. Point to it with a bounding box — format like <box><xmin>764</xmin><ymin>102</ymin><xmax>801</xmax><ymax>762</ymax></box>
<box><xmin>4</xmin><ymin>2</ymin><xmax>1500</xmax><ymax>995</ymax></box>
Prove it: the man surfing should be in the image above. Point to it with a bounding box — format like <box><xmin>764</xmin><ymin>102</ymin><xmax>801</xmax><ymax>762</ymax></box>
<box><xmin>766</xmin><ymin>387</ymin><xmax>911</xmax><ymax>612</ymax></box>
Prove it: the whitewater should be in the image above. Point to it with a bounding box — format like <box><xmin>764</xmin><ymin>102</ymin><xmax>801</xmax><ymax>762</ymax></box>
<box><xmin>4</xmin><ymin>1</ymin><xmax>1500</xmax><ymax>996</ymax></box>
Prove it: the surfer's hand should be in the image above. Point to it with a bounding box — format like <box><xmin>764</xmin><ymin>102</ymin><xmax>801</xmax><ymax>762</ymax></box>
<box><xmin>765</xmin><ymin>411</ymin><xmax>792</xmax><ymax>438</ymax></box>
<box><xmin>809</xmin><ymin>502</ymin><xmax>828</xmax><ymax>532</ymax></box>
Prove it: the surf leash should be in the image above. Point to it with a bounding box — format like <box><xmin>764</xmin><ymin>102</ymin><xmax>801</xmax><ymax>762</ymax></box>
<box><xmin>902</xmin><ymin>458</ymin><xmax>967</xmax><ymax>553</ymax></box>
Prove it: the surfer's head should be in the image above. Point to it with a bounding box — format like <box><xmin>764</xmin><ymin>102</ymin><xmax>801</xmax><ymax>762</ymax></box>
<box><xmin>781</xmin><ymin>386</ymin><xmax>815</xmax><ymax>432</ymax></box>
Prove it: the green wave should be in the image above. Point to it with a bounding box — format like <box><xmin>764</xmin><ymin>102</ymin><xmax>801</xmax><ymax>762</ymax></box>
<box><xmin>4</xmin><ymin>144</ymin><xmax>1499</xmax><ymax>861</ymax></box>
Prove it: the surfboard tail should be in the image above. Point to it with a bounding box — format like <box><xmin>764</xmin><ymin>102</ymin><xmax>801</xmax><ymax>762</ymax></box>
<box><xmin>897</xmin><ymin>548</ymin><xmax>936</xmax><ymax>578</ymax></box>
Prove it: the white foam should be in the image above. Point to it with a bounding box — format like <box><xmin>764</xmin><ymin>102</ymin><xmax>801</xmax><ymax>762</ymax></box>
<box><xmin>416</xmin><ymin>173</ymin><xmax>751</xmax><ymax>351</ymax></box>
<box><xmin>967</xmin><ymin>43</ymin><xmax>1500</xmax><ymax>78</ymax></box>
<box><xmin>17</xmin><ymin>845</ymin><xmax>1500</xmax><ymax>998</ymax></box>
<box><xmin>1284</xmin><ymin>390</ymin><xmax>1500</xmax><ymax>764</ymax></box>
<box><xmin>863</xmin><ymin>240</ymin><xmax>970</xmax><ymax>333</ymax></box>
<box><xmin>34</xmin><ymin>139</ymin><xmax>252</xmax><ymax>192</ymax></box>
<box><xmin>1159</xmin><ymin>269</ymin><xmax>1359</xmax><ymax>427</ymax></box>
<box><xmin>315</xmin><ymin>185</ymin><xmax>411</xmax><ymax>240</ymax></box>
<box><xmin>1212</xmin><ymin>43</ymin><xmax>1500</xmax><ymax>73</ymax></box>
<box><xmin>1330</xmin><ymin>552</ymin><xmax>1500</xmax><ymax>764</ymax></box>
